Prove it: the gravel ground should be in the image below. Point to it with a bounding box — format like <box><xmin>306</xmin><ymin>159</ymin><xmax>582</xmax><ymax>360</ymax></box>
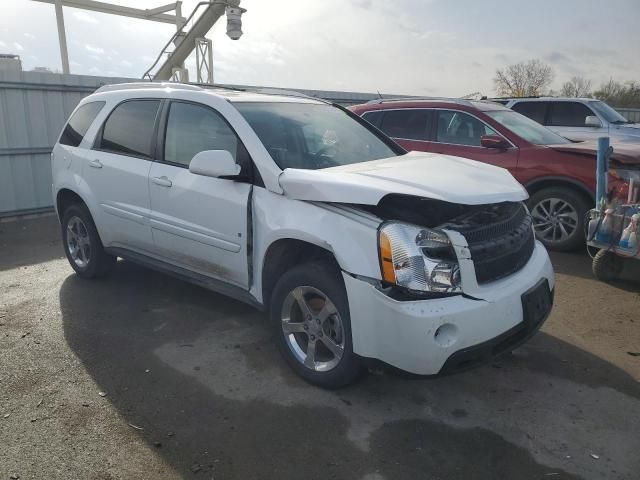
<box><xmin>1</xmin><ymin>215</ymin><xmax>639</xmax><ymax>480</ymax></box>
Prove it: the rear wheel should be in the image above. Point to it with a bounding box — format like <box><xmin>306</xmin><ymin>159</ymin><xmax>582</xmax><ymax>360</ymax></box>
<box><xmin>270</xmin><ymin>261</ymin><xmax>363</xmax><ymax>388</ymax></box>
<box><xmin>61</xmin><ymin>203</ymin><xmax>116</xmax><ymax>278</ymax></box>
<box><xmin>528</xmin><ymin>187</ymin><xmax>589</xmax><ymax>251</ymax></box>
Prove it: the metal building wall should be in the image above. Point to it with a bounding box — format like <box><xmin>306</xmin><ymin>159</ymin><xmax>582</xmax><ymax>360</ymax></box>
<box><xmin>0</xmin><ymin>71</ymin><xmax>132</xmax><ymax>217</ymax></box>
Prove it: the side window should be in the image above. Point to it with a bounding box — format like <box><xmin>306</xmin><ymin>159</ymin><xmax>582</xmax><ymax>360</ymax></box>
<box><xmin>99</xmin><ymin>100</ymin><xmax>160</xmax><ymax>158</ymax></box>
<box><xmin>549</xmin><ymin>102</ymin><xmax>595</xmax><ymax>127</ymax></box>
<box><xmin>361</xmin><ymin>110</ymin><xmax>383</xmax><ymax>128</ymax></box>
<box><xmin>59</xmin><ymin>101</ymin><xmax>105</xmax><ymax>147</ymax></box>
<box><xmin>164</xmin><ymin>102</ymin><xmax>238</xmax><ymax>167</ymax></box>
<box><xmin>379</xmin><ymin>109</ymin><xmax>430</xmax><ymax>140</ymax></box>
<box><xmin>512</xmin><ymin>102</ymin><xmax>548</xmax><ymax>124</ymax></box>
<box><xmin>435</xmin><ymin>111</ymin><xmax>497</xmax><ymax>147</ymax></box>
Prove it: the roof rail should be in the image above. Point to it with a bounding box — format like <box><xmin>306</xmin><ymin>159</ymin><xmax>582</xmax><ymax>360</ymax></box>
<box><xmin>95</xmin><ymin>82</ymin><xmax>204</xmax><ymax>94</ymax></box>
<box><xmin>366</xmin><ymin>96</ymin><xmax>475</xmax><ymax>107</ymax></box>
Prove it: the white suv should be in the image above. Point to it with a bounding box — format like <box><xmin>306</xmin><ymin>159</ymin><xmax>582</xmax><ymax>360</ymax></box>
<box><xmin>52</xmin><ymin>83</ymin><xmax>554</xmax><ymax>388</ymax></box>
<box><xmin>503</xmin><ymin>97</ymin><xmax>640</xmax><ymax>144</ymax></box>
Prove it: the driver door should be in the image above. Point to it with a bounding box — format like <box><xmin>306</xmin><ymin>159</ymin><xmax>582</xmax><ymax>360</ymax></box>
<box><xmin>148</xmin><ymin>100</ymin><xmax>251</xmax><ymax>288</ymax></box>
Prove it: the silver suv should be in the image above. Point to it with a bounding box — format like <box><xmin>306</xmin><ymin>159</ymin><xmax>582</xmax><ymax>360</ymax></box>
<box><xmin>501</xmin><ymin>98</ymin><xmax>640</xmax><ymax>144</ymax></box>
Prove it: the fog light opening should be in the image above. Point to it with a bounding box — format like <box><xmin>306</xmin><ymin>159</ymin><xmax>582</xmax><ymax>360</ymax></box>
<box><xmin>434</xmin><ymin>323</ymin><xmax>458</xmax><ymax>348</ymax></box>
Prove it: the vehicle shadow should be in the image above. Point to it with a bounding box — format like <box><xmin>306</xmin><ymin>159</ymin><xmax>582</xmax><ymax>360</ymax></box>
<box><xmin>0</xmin><ymin>215</ymin><xmax>64</xmax><ymax>272</ymax></box>
<box><xmin>59</xmin><ymin>261</ymin><xmax>639</xmax><ymax>479</ymax></box>
<box><xmin>550</xmin><ymin>250</ymin><xmax>640</xmax><ymax>293</ymax></box>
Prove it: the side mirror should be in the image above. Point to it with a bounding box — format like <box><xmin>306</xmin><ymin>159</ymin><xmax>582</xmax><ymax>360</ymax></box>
<box><xmin>189</xmin><ymin>150</ymin><xmax>241</xmax><ymax>178</ymax></box>
<box><xmin>585</xmin><ymin>115</ymin><xmax>602</xmax><ymax>128</ymax></box>
<box><xmin>480</xmin><ymin>134</ymin><xmax>509</xmax><ymax>149</ymax></box>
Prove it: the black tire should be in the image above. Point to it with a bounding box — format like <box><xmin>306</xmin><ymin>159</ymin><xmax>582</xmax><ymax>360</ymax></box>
<box><xmin>61</xmin><ymin>203</ymin><xmax>116</xmax><ymax>278</ymax></box>
<box><xmin>528</xmin><ymin>187</ymin><xmax>590</xmax><ymax>251</ymax></box>
<box><xmin>592</xmin><ymin>249</ymin><xmax>624</xmax><ymax>282</ymax></box>
<box><xmin>269</xmin><ymin>261</ymin><xmax>363</xmax><ymax>388</ymax></box>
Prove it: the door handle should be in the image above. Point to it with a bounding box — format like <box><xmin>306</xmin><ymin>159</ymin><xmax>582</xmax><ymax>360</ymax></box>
<box><xmin>88</xmin><ymin>159</ymin><xmax>103</xmax><ymax>169</ymax></box>
<box><xmin>152</xmin><ymin>176</ymin><xmax>172</xmax><ymax>187</ymax></box>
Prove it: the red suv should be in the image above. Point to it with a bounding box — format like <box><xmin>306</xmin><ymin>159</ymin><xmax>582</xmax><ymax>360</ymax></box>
<box><xmin>350</xmin><ymin>99</ymin><xmax>638</xmax><ymax>251</ymax></box>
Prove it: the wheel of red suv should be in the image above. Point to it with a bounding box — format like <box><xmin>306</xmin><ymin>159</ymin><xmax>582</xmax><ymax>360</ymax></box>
<box><xmin>270</xmin><ymin>261</ymin><xmax>363</xmax><ymax>388</ymax></box>
<box><xmin>592</xmin><ymin>249</ymin><xmax>624</xmax><ymax>282</ymax></box>
<box><xmin>61</xmin><ymin>203</ymin><xmax>116</xmax><ymax>278</ymax></box>
<box><xmin>528</xmin><ymin>187</ymin><xmax>589</xmax><ymax>251</ymax></box>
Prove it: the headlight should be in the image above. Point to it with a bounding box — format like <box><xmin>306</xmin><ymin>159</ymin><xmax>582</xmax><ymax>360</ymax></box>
<box><xmin>378</xmin><ymin>222</ymin><xmax>461</xmax><ymax>294</ymax></box>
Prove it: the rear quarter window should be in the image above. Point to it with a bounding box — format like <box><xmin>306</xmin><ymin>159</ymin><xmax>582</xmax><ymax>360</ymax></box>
<box><xmin>59</xmin><ymin>101</ymin><xmax>105</xmax><ymax>147</ymax></box>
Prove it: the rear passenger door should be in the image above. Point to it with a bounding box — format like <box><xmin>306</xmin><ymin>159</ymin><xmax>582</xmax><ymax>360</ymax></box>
<box><xmin>87</xmin><ymin>99</ymin><xmax>160</xmax><ymax>253</ymax></box>
<box><xmin>148</xmin><ymin>100</ymin><xmax>251</xmax><ymax>288</ymax></box>
<box><xmin>429</xmin><ymin>110</ymin><xmax>518</xmax><ymax>170</ymax></box>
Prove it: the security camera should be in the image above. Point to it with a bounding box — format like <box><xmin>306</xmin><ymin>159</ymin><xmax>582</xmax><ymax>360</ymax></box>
<box><xmin>225</xmin><ymin>6</ymin><xmax>246</xmax><ymax>40</ymax></box>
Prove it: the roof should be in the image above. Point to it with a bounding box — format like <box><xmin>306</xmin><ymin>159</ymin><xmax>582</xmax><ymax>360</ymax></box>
<box><xmin>500</xmin><ymin>97</ymin><xmax>599</xmax><ymax>103</ymax></box>
<box><xmin>93</xmin><ymin>82</ymin><xmax>326</xmax><ymax>104</ymax></box>
<box><xmin>350</xmin><ymin>97</ymin><xmax>509</xmax><ymax>112</ymax></box>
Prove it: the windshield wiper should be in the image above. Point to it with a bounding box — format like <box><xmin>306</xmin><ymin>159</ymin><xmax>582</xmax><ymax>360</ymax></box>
<box><xmin>611</xmin><ymin>120</ymin><xmax>632</xmax><ymax>124</ymax></box>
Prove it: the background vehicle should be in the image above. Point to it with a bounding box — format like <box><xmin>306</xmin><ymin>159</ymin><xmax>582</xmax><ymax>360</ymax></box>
<box><xmin>501</xmin><ymin>97</ymin><xmax>640</xmax><ymax>144</ymax></box>
<box><xmin>350</xmin><ymin>98</ymin><xmax>640</xmax><ymax>251</ymax></box>
<box><xmin>52</xmin><ymin>83</ymin><xmax>554</xmax><ymax>388</ymax></box>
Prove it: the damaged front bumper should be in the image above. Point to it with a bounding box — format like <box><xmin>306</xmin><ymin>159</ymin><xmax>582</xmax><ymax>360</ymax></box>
<box><xmin>344</xmin><ymin>241</ymin><xmax>554</xmax><ymax>375</ymax></box>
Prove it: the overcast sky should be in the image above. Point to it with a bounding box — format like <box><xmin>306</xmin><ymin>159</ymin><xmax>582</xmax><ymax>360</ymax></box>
<box><xmin>1</xmin><ymin>0</ymin><xmax>638</xmax><ymax>96</ymax></box>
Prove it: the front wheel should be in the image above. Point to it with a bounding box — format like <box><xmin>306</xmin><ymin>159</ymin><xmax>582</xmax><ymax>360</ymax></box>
<box><xmin>528</xmin><ymin>187</ymin><xmax>589</xmax><ymax>251</ymax></box>
<box><xmin>270</xmin><ymin>261</ymin><xmax>363</xmax><ymax>388</ymax></box>
<box><xmin>592</xmin><ymin>249</ymin><xmax>624</xmax><ymax>282</ymax></box>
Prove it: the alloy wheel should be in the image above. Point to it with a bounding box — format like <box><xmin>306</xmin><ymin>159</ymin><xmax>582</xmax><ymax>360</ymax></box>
<box><xmin>66</xmin><ymin>216</ymin><xmax>91</xmax><ymax>268</ymax></box>
<box><xmin>280</xmin><ymin>286</ymin><xmax>345</xmax><ymax>372</ymax></box>
<box><xmin>531</xmin><ymin>197</ymin><xmax>579</xmax><ymax>244</ymax></box>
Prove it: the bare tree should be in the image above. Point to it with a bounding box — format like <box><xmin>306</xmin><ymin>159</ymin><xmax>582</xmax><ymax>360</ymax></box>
<box><xmin>494</xmin><ymin>59</ymin><xmax>554</xmax><ymax>97</ymax></box>
<box><xmin>560</xmin><ymin>76</ymin><xmax>592</xmax><ymax>97</ymax></box>
<box><xmin>594</xmin><ymin>79</ymin><xmax>640</xmax><ymax>107</ymax></box>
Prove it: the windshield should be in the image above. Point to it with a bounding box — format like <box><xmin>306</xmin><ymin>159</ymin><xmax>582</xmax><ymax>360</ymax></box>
<box><xmin>486</xmin><ymin>110</ymin><xmax>570</xmax><ymax>145</ymax></box>
<box><xmin>234</xmin><ymin>102</ymin><xmax>401</xmax><ymax>170</ymax></box>
<box><xmin>589</xmin><ymin>100</ymin><xmax>630</xmax><ymax>124</ymax></box>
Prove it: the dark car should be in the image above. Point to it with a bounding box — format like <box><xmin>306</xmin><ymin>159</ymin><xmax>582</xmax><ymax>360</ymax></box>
<box><xmin>350</xmin><ymin>98</ymin><xmax>639</xmax><ymax>251</ymax></box>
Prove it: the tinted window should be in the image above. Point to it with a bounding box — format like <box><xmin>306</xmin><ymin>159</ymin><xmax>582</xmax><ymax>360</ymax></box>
<box><xmin>235</xmin><ymin>102</ymin><xmax>399</xmax><ymax>170</ymax></box>
<box><xmin>512</xmin><ymin>102</ymin><xmax>548</xmax><ymax>124</ymax></box>
<box><xmin>60</xmin><ymin>101</ymin><xmax>105</xmax><ymax>147</ymax></box>
<box><xmin>379</xmin><ymin>109</ymin><xmax>430</xmax><ymax>140</ymax></box>
<box><xmin>361</xmin><ymin>110</ymin><xmax>383</xmax><ymax>128</ymax></box>
<box><xmin>164</xmin><ymin>102</ymin><xmax>238</xmax><ymax>167</ymax></box>
<box><xmin>435</xmin><ymin>111</ymin><xmax>497</xmax><ymax>146</ymax></box>
<box><xmin>100</xmin><ymin>100</ymin><xmax>160</xmax><ymax>158</ymax></box>
<box><xmin>549</xmin><ymin>102</ymin><xmax>595</xmax><ymax>127</ymax></box>
<box><xmin>486</xmin><ymin>111</ymin><xmax>569</xmax><ymax>145</ymax></box>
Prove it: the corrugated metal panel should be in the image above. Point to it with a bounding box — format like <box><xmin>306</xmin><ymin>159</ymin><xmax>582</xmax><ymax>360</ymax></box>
<box><xmin>617</xmin><ymin>108</ymin><xmax>640</xmax><ymax>123</ymax></box>
<box><xmin>0</xmin><ymin>71</ymin><xmax>133</xmax><ymax>216</ymax></box>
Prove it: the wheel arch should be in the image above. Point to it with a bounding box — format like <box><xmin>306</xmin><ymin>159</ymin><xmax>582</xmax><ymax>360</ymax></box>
<box><xmin>261</xmin><ymin>238</ymin><xmax>341</xmax><ymax>310</ymax></box>
<box><xmin>56</xmin><ymin>188</ymin><xmax>89</xmax><ymax>221</ymax></box>
<box><xmin>524</xmin><ymin>177</ymin><xmax>594</xmax><ymax>206</ymax></box>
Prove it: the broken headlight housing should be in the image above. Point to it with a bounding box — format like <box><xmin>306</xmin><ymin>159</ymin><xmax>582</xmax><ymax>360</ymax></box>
<box><xmin>378</xmin><ymin>222</ymin><xmax>461</xmax><ymax>295</ymax></box>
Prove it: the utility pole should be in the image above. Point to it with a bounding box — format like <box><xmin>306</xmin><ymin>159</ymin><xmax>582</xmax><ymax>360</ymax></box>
<box><xmin>53</xmin><ymin>0</ymin><xmax>70</xmax><ymax>74</ymax></box>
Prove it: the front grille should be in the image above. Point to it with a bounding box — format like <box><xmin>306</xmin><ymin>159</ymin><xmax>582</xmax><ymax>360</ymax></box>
<box><xmin>444</xmin><ymin>203</ymin><xmax>535</xmax><ymax>284</ymax></box>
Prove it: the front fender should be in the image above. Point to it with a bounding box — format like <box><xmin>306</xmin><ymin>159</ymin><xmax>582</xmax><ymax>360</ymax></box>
<box><xmin>250</xmin><ymin>188</ymin><xmax>381</xmax><ymax>303</ymax></box>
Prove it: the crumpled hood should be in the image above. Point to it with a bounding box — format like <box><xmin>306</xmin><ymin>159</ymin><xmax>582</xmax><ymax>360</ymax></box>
<box><xmin>278</xmin><ymin>151</ymin><xmax>528</xmax><ymax>206</ymax></box>
<box><xmin>548</xmin><ymin>141</ymin><xmax>640</xmax><ymax>165</ymax></box>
